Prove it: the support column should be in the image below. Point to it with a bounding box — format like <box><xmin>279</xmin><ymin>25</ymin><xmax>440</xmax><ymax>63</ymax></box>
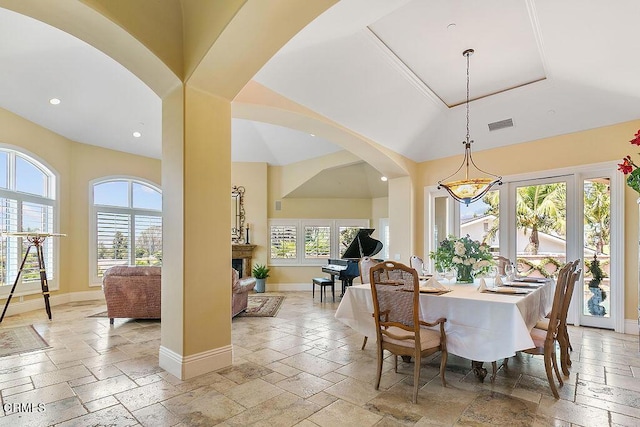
<box><xmin>388</xmin><ymin>176</ymin><xmax>415</xmax><ymax>264</ymax></box>
<box><xmin>160</xmin><ymin>84</ymin><xmax>232</xmax><ymax>379</ymax></box>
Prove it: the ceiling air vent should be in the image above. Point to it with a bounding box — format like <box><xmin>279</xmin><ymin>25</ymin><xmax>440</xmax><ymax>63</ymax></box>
<box><xmin>488</xmin><ymin>118</ymin><xmax>514</xmax><ymax>132</ymax></box>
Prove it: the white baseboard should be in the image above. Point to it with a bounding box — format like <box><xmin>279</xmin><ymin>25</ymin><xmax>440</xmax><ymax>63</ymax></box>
<box><xmin>624</xmin><ymin>318</ymin><xmax>639</xmax><ymax>335</ymax></box>
<box><xmin>267</xmin><ymin>282</ymin><xmax>355</xmax><ymax>292</ymax></box>
<box><xmin>159</xmin><ymin>344</ymin><xmax>233</xmax><ymax>380</ymax></box>
<box><xmin>266</xmin><ymin>283</ymin><xmax>312</xmax><ymax>292</ymax></box>
<box><xmin>1</xmin><ymin>290</ymin><xmax>105</xmax><ymax>318</ymax></box>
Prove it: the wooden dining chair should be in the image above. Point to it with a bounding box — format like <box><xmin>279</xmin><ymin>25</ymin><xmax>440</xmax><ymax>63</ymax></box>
<box><xmin>369</xmin><ymin>261</ymin><xmax>447</xmax><ymax>403</ymax></box>
<box><xmin>534</xmin><ymin>260</ymin><xmax>581</xmax><ymax>376</ymax></box>
<box><xmin>522</xmin><ymin>261</ymin><xmax>574</xmax><ymax>398</ymax></box>
<box><xmin>358</xmin><ymin>256</ymin><xmax>379</xmax><ymax>350</ymax></box>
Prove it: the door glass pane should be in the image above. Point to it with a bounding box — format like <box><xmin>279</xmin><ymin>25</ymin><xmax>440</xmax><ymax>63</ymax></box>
<box><xmin>583</xmin><ymin>178</ymin><xmax>610</xmax><ymax>318</ymax></box>
<box><xmin>515</xmin><ymin>182</ymin><xmax>566</xmax><ymax>278</ymax></box>
<box><xmin>434</xmin><ymin>196</ymin><xmax>448</xmax><ymax>248</ymax></box>
<box><xmin>460</xmin><ymin>190</ymin><xmax>499</xmax><ymax>253</ymax></box>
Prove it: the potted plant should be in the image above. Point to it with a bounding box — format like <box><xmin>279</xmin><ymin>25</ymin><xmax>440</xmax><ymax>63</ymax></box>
<box><xmin>586</xmin><ymin>254</ymin><xmax>607</xmax><ymax>316</ymax></box>
<box><xmin>252</xmin><ymin>263</ymin><xmax>270</xmax><ymax>293</ymax></box>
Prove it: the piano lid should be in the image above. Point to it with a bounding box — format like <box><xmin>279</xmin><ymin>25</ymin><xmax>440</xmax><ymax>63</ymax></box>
<box><xmin>341</xmin><ymin>228</ymin><xmax>383</xmax><ymax>259</ymax></box>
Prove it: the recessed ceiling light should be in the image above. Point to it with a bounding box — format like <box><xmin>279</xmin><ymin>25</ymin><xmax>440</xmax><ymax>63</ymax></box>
<box><xmin>447</xmin><ymin>23</ymin><xmax>456</xmax><ymax>30</ymax></box>
<box><xmin>133</xmin><ymin>131</ymin><xmax>142</xmax><ymax>138</ymax></box>
<box><xmin>547</xmin><ymin>109</ymin><xmax>556</xmax><ymax>115</ymax></box>
<box><xmin>49</xmin><ymin>98</ymin><xmax>61</xmax><ymax>105</ymax></box>
<box><xmin>381</xmin><ymin>176</ymin><xmax>388</xmax><ymax>182</ymax></box>
<box><xmin>310</xmin><ymin>133</ymin><xmax>316</xmax><ymax>137</ymax></box>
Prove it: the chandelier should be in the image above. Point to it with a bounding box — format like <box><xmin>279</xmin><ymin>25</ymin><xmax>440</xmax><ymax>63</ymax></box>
<box><xmin>438</xmin><ymin>49</ymin><xmax>502</xmax><ymax>206</ymax></box>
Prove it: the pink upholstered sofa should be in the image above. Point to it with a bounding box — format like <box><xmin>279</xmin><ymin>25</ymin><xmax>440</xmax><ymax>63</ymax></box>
<box><xmin>102</xmin><ymin>266</ymin><xmax>161</xmax><ymax>324</ymax></box>
<box><xmin>232</xmin><ymin>268</ymin><xmax>256</xmax><ymax>317</ymax></box>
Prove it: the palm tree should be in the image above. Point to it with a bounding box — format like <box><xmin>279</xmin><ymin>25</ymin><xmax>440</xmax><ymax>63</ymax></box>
<box><xmin>516</xmin><ymin>184</ymin><xmax>566</xmax><ymax>255</ymax></box>
<box><xmin>583</xmin><ymin>181</ymin><xmax>610</xmax><ymax>254</ymax></box>
<box><xmin>481</xmin><ymin>191</ymin><xmax>500</xmax><ymax>245</ymax></box>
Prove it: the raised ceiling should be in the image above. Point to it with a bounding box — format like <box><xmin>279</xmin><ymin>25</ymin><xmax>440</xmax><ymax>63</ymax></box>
<box><xmin>0</xmin><ymin>1</ymin><xmax>639</xmax><ymax>197</ymax></box>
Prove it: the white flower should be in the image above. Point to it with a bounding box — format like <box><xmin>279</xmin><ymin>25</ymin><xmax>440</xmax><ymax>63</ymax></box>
<box><xmin>463</xmin><ymin>258</ymin><xmax>473</xmax><ymax>265</ymax></box>
<box><xmin>454</xmin><ymin>242</ymin><xmax>466</xmax><ymax>256</ymax></box>
<box><xmin>452</xmin><ymin>256</ymin><xmax>462</xmax><ymax>264</ymax></box>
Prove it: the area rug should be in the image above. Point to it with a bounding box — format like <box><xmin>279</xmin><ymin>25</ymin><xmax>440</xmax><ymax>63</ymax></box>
<box><xmin>237</xmin><ymin>295</ymin><xmax>285</xmax><ymax>317</ymax></box>
<box><xmin>0</xmin><ymin>325</ymin><xmax>49</xmax><ymax>357</ymax></box>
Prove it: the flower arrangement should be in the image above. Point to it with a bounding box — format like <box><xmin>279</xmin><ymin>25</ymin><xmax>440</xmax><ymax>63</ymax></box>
<box><xmin>429</xmin><ymin>234</ymin><xmax>494</xmax><ymax>283</ymax></box>
<box><xmin>618</xmin><ymin>129</ymin><xmax>640</xmax><ymax>193</ymax></box>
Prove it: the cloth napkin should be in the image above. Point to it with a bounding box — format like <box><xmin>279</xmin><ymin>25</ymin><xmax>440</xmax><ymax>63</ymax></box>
<box><xmin>477</xmin><ymin>278</ymin><xmax>487</xmax><ymax>292</ymax></box>
<box><xmin>423</xmin><ymin>276</ymin><xmax>447</xmax><ymax>289</ymax></box>
<box><xmin>494</xmin><ymin>275</ymin><xmax>504</xmax><ymax>286</ymax></box>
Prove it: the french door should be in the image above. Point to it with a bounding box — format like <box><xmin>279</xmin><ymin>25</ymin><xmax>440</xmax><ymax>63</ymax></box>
<box><xmin>427</xmin><ymin>163</ymin><xmax>623</xmax><ymax>331</ymax></box>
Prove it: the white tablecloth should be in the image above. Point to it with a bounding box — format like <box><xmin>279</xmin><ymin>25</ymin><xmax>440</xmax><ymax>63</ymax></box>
<box><xmin>334</xmin><ymin>280</ymin><xmax>553</xmax><ymax>362</ymax></box>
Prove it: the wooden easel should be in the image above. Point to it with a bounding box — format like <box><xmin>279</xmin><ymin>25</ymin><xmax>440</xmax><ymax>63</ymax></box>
<box><xmin>0</xmin><ymin>232</ymin><xmax>65</xmax><ymax>323</ymax></box>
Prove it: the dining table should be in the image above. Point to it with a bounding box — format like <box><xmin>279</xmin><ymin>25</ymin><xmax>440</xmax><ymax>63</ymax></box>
<box><xmin>334</xmin><ymin>278</ymin><xmax>554</xmax><ymax>380</ymax></box>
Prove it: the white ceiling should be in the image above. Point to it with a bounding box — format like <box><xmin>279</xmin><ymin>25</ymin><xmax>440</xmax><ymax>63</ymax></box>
<box><xmin>1</xmin><ymin>1</ymin><xmax>640</xmax><ymax>198</ymax></box>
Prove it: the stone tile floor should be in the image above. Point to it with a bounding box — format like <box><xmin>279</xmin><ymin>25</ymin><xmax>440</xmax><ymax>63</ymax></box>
<box><xmin>0</xmin><ymin>291</ymin><xmax>638</xmax><ymax>426</ymax></box>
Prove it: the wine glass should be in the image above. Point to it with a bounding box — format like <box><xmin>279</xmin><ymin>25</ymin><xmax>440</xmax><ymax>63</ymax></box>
<box><xmin>444</xmin><ymin>268</ymin><xmax>455</xmax><ymax>284</ymax></box>
<box><xmin>421</xmin><ymin>264</ymin><xmax>430</xmax><ymax>277</ymax></box>
<box><xmin>504</xmin><ymin>264</ymin><xmax>515</xmax><ymax>282</ymax></box>
<box><xmin>488</xmin><ymin>265</ymin><xmax>499</xmax><ymax>288</ymax></box>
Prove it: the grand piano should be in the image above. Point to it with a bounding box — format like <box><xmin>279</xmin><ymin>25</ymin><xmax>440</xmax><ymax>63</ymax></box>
<box><xmin>322</xmin><ymin>228</ymin><xmax>383</xmax><ymax>296</ymax></box>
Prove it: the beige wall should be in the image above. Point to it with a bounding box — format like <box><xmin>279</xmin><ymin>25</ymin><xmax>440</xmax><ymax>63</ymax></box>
<box><xmin>388</xmin><ymin>176</ymin><xmax>415</xmax><ymax>264</ymax></box>
<box><xmin>265</xmin><ymin>164</ymin><xmax>376</xmax><ymax>284</ymax></box>
<box><xmin>417</xmin><ymin>119</ymin><xmax>640</xmax><ymax>321</ymax></box>
<box><xmin>232</xmin><ymin>162</ymin><xmax>268</xmax><ymax>268</ymax></box>
<box><xmin>0</xmin><ymin>107</ymin><xmax>160</xmax><ymax>300</ymax></box>
<box><xmin>371</xmin><ymin>197</ymin><xmax>389</xmax><ymax>241</ymax></box>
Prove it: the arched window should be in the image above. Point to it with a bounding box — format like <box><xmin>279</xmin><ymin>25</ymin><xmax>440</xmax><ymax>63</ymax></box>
<box><xmin>0</xmin><ymin>149</ymin><xmax>57</xmax><ymax>293</ymax></box>
<box><xmin>90</xmin><ymin>178</ymin><xmax>162</xmax><ymax>284</ymax></box>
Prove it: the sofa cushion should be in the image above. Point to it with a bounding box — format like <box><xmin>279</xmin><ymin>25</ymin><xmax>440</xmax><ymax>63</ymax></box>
<box><xmin>104</xmin><ymin>266</ymin><xmax>161</xmax><ymax>277</ymax></box>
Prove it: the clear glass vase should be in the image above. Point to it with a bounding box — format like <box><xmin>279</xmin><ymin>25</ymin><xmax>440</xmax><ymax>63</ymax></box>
<box><xmin>456</xmin><ymin>265</ymin><xmax>474</xmax><ymax>283</ymax></box>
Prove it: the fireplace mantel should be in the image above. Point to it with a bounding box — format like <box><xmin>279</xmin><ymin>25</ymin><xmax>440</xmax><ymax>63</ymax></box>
<box><xmin>232</xmin><ymin>244</ymin><xmax>256</xmax><ymax>278</ymax></box>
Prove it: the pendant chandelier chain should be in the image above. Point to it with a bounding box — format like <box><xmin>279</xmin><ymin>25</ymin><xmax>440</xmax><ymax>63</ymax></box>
<box><xmin>437</xmin><ymin>48</ymin><xmax>502</xmax><ymax>206</ymax></box>
<box><xmin>465</xmin><ymin>50</ymin><xmax>470</xmax><ymax>144</ymax></box>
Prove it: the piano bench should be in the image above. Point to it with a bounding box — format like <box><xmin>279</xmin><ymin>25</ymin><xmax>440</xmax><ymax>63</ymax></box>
<box><xmin>312</xmin><ymin>277</ymin><xmax>335</xmax><ymax>302</ymax></box>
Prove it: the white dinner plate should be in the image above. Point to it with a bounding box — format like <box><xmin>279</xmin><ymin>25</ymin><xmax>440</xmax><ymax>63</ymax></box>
<box><xmin>512</xmin><ymin>277</ymin><xmax>548</xmax><ymax>283</ymax></box>
<box><xmin>504</xmin><ymin>282</ymin><xmax>542</xmax><ymax>288</ymax></box>
<box><xmin>419</xmin><ymin>286</ymin><xmax>446</xmax><ymax>293</ymax></box>
<box><xmin>485</xmin><ymin>287</ymin><xmax>532</xmax><ymax>295</ymax></box>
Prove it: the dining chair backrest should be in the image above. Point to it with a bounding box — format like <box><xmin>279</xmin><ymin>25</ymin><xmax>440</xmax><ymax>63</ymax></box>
<box><xmin>562</xmin><ymin>267</ymin><xmax>581</xmax><ymax>318</ymax></box>
<box><xmin>359</xmin><ymin>256</ymin><xmax>378</xmax><ymax>285</ymax></box>
<box><xmin>545</xmin><ymin>260</ymin><xmax>576</xmax><ymax>344</ymax></box>
<box><xmin>559</xmin><ymin>260</ymin><xmax>581</xmax><ymax>324</ymax></box>
<box><xmin>369</xmin><ymin>261</ymin><xmax>420</xmax><ymax>333</ymax></box>
<box><xmin>409</xmin><ymin>255</ymin><xmax>424</xmax><ymax>274</ymax></box>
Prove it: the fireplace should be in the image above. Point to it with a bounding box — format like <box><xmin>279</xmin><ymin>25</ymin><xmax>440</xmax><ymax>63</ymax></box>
<box><xmin>232</xmin><ymin>244</ymin><xmax>256</xmax><ymax>278</ymax></box>
<box><xmin>231</xmin><ymin>259</ymin><xmax>244</xmax><ymax>277</ymax></box>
